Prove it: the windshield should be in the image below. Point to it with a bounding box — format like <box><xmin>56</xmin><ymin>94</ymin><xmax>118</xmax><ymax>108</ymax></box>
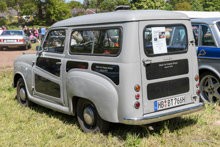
<box><xmin>1</xmin><ymin>31</ymin><xmax>23</xmax><ymax>36</ymax></box>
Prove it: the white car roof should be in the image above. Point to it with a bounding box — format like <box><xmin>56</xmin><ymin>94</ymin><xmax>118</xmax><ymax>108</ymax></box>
<box><xmin>175</xmin><ymin>11</ymin><xmax>220</xmax><ymax>19</ymax></box>
<box><xmin>51</xmin><ymin>10</ymin><xmax>189</xmax><ymax>28</ymax></box>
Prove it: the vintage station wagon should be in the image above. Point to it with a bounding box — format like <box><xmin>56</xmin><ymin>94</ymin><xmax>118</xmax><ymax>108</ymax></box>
<box><xmin>13</xmin><ymin>9</ymin><xmax>203</xmax><ymax>133</ymax></box>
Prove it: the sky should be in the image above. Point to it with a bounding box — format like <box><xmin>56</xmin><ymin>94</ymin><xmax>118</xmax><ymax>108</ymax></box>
<box><xmin>65</xmin><ymin>0</ymin><xmax>83</xmax><ymax>3</ymax></box>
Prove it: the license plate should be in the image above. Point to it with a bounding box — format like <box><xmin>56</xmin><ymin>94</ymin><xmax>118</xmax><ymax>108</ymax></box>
<box><xmin>5</xmin><ymin>40</ymin><xmax>16</xmax><ymax>43</ymax></box>
<box><xmin>154</xmin><ymin>95</ymin><xmax>185</xmax><ymax>111</ymax></box>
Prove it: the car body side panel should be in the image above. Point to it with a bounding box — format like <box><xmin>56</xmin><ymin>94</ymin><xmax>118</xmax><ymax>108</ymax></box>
<box><xmin>66</xmin><ymin>70</ymin><xmax>119</xmax><ymax>122</ymax></box>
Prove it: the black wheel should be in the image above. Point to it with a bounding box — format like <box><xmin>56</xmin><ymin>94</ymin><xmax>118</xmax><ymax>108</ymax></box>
<box><xmin>77</xmin><ymin>98</ymin><xmax>109</xmax><ymax>133</ymax></box>
<box><xmin>17</xmin><ymin>78</ymin><xmax>32</xmax><ymax>107</ymax></box>
<box><xmin>24</xmin><ymin>43</ymin><xmax>28</xmax><ymax>50</ymax></box>
<box><xmin>28</xmin><ymin>43</ymin><xmax>32</xmax><ymax>49</ymax></box>
<box><xmin>200</xmin><ymin>72</ymin><xmax>220</xmax><ymax>103</ymax></box>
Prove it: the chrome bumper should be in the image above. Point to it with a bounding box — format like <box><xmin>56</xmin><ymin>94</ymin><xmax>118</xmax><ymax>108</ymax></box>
<box><xmin>123</xmin><ymin>103</ymin><xmax>204</xmax><ymax>125</ymax></box>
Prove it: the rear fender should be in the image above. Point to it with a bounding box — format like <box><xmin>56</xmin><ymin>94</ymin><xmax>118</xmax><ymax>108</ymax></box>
<box><xmin>67</xmin><ymin>70</ymin><xmax>119</xmax><ymax>123</ymax></box>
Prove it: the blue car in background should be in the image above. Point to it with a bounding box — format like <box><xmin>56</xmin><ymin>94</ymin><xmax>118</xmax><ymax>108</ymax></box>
<box><xmin>191</xmin><ymin>18</ymin><xmax>220</xmax><ymax>102</ymax></box>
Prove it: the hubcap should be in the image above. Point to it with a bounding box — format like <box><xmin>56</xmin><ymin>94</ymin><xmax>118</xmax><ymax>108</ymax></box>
<box><xmin>200</xmin><ymin>75</ymin><xmax>220</xmax><ymax>102</ymax></box>
<box><xmin>20</xmin><ymin>87</ymin><xmax>26</xmax><ymax>101</ymax></box>
<box><xmin>83</xmin><ymin>106</ymin><xmax>95</xmax><ymax>126</ymax></box>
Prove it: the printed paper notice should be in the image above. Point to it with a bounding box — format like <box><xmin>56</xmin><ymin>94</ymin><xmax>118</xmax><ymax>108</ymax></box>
<box><xmin>152</xmin><ymin>27</ymin><xmax>167</xmax><ymax>54</ymax></box>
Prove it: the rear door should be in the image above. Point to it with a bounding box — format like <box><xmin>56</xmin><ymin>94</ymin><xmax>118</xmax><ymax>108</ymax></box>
<box><xmin>139</xmin><ymin>20</ymin><xmax>194</xmax><ymax>114</ymax></box>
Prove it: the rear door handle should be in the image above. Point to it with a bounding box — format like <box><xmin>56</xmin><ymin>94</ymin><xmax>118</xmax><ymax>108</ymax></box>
<box><xmin>142</xmin><ymin>59</ymin><xmax>152</xmax><ymax>66</ymax></box>
<box><xmin>56</xmin><ymin>62</ymin><xmax>62</xmax><ymax>65</ymax></box>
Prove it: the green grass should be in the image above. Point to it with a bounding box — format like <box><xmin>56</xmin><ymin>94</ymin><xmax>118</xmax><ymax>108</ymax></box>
<box><xmin>30</xmin><ymin>42</ymin><xmax>40</xmax><ymax>51</ymax></box>
<box><xmin>0</xmin><ymin>70</ymin><xmax>220</xmax><ymax>146</ymax></box>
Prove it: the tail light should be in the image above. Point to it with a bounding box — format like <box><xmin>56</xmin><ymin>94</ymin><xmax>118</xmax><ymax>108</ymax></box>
<box><xmin>134</xmin><ymin>101</ymin><xmax>140</xmax><ymax>109</ymax></box>
<box><xmin>195</xmin><ymin>75</ymin><xmax>199</xmax><ymax>81</ymax></box>
<box><xmin>196</xmin><ymin>83</ymin><xmax>199</xmax><ymax>88</ymax></box>
<box><xmin>135</xmin><ymin>94</ymin><xmax>140</xmax><ymax>100</ymax></box>
<box><xmin>0</xmin><ymin>39</ymin><xmax>4</xmax><ymax>42</ymax></box>
<box><xmin>196</xmin><ymin>89</ymin><xmax>200</xmax><ymax>96</ymax></box>
<box><xmin>134</xmin><ymin>85</ymin><xmax>140</xmax><ymax>92</ymax></box>
<box><xmin>17</xmin><ymin>39</ymin><xmax>24</xmax><ymax>42</ymax></box>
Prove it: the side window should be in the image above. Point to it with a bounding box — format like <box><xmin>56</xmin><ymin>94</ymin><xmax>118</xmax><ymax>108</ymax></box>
<box><xmin>201</xmin><ymin>25</ymin><xmax>215</xmax><ymax>46</ymax></box>
<box><xmin>144</xmin><ymin>25</ymin><xmax>187</xmax><ymax>55</ymax></box>
<box><xmin>43</xmin><ymin>30</ymin><xmax>66</xmax><ymax>54</ymax></box>
<box><xmin>192</xmin><ymin>25</ymin><xmax>199</xmax><ymax>46</ymax></box>
<box><xmin>70</xmin><ymin>28</ymin><xmax>121</xmax><ymax>55</ymax></box>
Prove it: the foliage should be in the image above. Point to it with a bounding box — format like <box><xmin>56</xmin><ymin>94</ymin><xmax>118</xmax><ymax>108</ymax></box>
<box><xmin>0</xmin><ymin>1</ymin><xmax>7</xmax><ymax>12</ymax></box>
<box><xmin>0</xmin><ymin>17</ymin><xmax>7</xmax><ymax>26</ymax></box>
<box><xmin>164</xmin><ymin>2</ymin><xmax>173</xmax><ymax>10</ymax></box>
<box><xmin>130</xmin><ymin>0</ymin><xmax>165</xmax><ymax>10</ymax></box>
<box><xmin>203</xmin><ymin>0</ymin><xmax>220</xmax><ymax>11</ymax></box>
<box><xmin>67</xmin><ymin>0</ymin><xmax>83</xmax><ymax>9</ymax></box>
<box><xmin>174</xmin><ymin>1</ymin><xmax>191</xmax><ymax>10</ymax></box>
<box><xmin>191</xmin><ymin>0</ymin><xmax>203</xmax><ymax>11</ymax></box>
<box><xmin>99</xmin><ymin>0</ymin><xmax>130</xmax><ymax>12</ymax></box>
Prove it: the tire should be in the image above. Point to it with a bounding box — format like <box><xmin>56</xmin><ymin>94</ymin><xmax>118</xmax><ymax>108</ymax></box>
<box><xmin>17</xmin><ymin>78</ymin><xmax>32</xmax><ymax>107</ymax></box>
<box><xmin>28</xmin><ymin>43</ymin><xmax>32</xmax><ymax>49</ymax></box>
<box><xmin>77</xmin><ymin>98</ymin><xmax>109</xmax><ymax>133</ymax></box>
<box><xmin>24</xmin><ymin>43</ymin><xmax>28</xmax><ymax>50</ymax></box>
<box><xmin>200</xmin><ymin>72</ymin><xmax>220</xmax><ymax>103</ymax></box>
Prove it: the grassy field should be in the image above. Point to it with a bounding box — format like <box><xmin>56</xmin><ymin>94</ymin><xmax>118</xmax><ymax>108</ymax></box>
<box><xmin>0</xmin><ymin>69</ymin><xmax>220</xmax><ymax>146</ymax></box>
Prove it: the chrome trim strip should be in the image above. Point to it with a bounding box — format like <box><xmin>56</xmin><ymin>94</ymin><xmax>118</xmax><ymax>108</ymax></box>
<box><xmin>123</xmin><ymin>103</ymin><xmax>204</xmax><ymax>125</ymax></box>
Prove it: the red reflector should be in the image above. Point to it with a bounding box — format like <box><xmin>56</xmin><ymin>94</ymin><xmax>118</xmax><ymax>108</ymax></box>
<box><xmin>196</xmin><ymin>90</ymin><xmax>200</xmax><ymax>96</ymax></box>
<box><xmin>134</xmin><ymin>101</ymin><xmax>140</xmax><ymax>109</ymax></box>
<box><xmin>135</xmin><ymin>94</ymin><xmax>140</xmax><ymax>100</ymax></box>
<box><xmin>196</xmin><ymin>83</ymin><xmax>199</xmax><ymax>88</ymax></box>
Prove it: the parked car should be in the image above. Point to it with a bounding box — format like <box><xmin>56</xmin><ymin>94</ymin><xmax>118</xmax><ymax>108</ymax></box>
<box><xmin>12</xmin><ymin>9</ymin><xmax>203</xmax><ymax>133</ymax></box>
<box><xmin>191</xmin><ymin>18</ymin><xmax>220</xmax><ymax>103</ymax></box>
<box><xmin>0</xmin><ymin>30</ymin><xmax>31</xmax><ymax>50</ymax></box>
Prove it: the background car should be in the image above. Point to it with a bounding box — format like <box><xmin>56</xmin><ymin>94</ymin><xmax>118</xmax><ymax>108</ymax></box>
<box><xmin>0</xmin><ymin>30</ymin><xmax>31</xmax><ymax>50</ymax></box>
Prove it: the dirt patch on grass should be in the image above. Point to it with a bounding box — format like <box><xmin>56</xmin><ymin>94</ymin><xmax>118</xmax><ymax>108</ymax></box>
<box><xmin>213</xmin><ymin>120</ymin><xmax>220</xmax><ymax>126</ymax></box>
<box><xmin>0</xmin><ymin>49</ymin><xmax>36</xmax><ymax>68</ymax></box>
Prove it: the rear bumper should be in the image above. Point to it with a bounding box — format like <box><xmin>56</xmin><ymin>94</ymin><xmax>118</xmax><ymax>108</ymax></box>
<box><xmin>0</xmin><ymin>42</ymin><xmax>26</xmax><ymax>47</ymax></box>
<box><xmin>123</xmin><ymin>103</ymin><xmax>204</xmax><ymax>125</ymax></box>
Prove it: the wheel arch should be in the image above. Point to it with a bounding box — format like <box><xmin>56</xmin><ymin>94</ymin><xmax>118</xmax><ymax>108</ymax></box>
<box><xmin>67</xmin><ymin>70</ymin><xmax>119</xmax><ymax>123</ymax></box>
<box><xmin>199</xmin><ymin>66</ymin><xmax>220</xmax><ymax>79</ymax></box>
<box><xmin>13</xmin><ymin>73</ymin><xmax>23</xmax><ymax>88</ymax></box>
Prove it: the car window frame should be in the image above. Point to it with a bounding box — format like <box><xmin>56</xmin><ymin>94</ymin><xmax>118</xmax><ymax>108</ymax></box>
<box><xmin>42</xmin><ymin>28</ymin><xmax>67</xmax><ymax>54</ymax></box>
<box><xmin>200</xmin><ymin>24</ymin><xmax>217</xmax><ymax>47</ymax></box>
<box><xmin>143</xmin><ymin>24</ymin><xmax>188</xmax><ymax>57</ymax></box>
<box><xmin>68</xmin><ymin>26</ymin><xmax>123</xmax><ymax>57</ymax></box>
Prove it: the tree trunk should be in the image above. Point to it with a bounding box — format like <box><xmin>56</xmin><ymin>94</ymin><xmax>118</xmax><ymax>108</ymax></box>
<box><xmin>17</xmin><ymin>0</ymin><xmax>21</xmax><ymax>27</ymax></box>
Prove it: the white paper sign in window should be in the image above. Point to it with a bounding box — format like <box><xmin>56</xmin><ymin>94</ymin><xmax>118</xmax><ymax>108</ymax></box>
<box><xmin>152</xmin><ymin>27</ymin><xmax>167</xmax><ymax>54</ymax></box>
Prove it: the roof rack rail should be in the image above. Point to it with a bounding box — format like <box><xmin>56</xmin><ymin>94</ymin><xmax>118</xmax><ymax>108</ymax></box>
<box><xmin>114</xmin><ymin>5</ymin><xmax>130</xmax><ymax>11</ymax></box>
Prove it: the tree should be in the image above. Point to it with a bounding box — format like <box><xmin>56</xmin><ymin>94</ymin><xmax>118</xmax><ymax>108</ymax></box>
<box><xmin>191</xmin><ymin>0</ymin><xmax>203</xmax><ymax>11</ymax></box>
<box><xmin>174</xmin><ymin>1</ymin><xmax>191</xmax><ymax>10</ymax></box>
<box><xmin>0</xmin><ymin>1</ymin><xmax>7</xmax><ymax>12</ymax></box>
<box><xmin>67</xmin><ymin>0</ymin><xmax>83</xmax><ymax>9</ymax></box>
<box><xmin>99</xmin><ymin>0</ymin><xmax>129</xmax><ymax>12</ymax></box>
<box><xmin>130</xmin><ymin>0</ymin><xmax>165</xmax><ymax>10</ymax></box>
<box><xmin>164</xmin><ymin>2</ymin><xmax>173</xmax><ymax>10</ymax></box>
<box><xmin>203</xmin><ymin>0</ymin><xmax>220</xmax><ymax>11</ymax></box>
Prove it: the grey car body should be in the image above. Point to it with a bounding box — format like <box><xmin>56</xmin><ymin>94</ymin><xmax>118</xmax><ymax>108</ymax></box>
<box><xmin>190</xmin><ymin>18</ymin><xmax>220</xmax><ymax>102</ymax></box>
<box><xmin>0</xmin><ymin>30</ymin><xmax>31</xmax><ymax>50</ymax></box>
<box><xmin>13</xmin><ymin>10</ymin><xmax>203</xmax><ymax>133</ymax></box>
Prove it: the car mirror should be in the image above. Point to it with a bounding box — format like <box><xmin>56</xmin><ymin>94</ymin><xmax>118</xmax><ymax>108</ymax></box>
<box><xmin>35</xmin><ymin>46</ymin><xmax>42</xmax><ymax>52</ymax></box>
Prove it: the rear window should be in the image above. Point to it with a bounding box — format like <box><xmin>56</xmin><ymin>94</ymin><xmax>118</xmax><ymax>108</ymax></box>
<box><xmin>70</xmin><ymin>28</ymin><xmax>121</xmax><ymax>56</ymax></box>
<box><xmin>144</xmin><ymin>25</ymin><xmax>187</xmax><ymax>56</ymax></box>
<box><xmin>217</xmin><ymin>22</ymin><xmax>220</xmax><ymax>31</ymax></box>
<box><xmin>1</xmin><ymin>31</ymin><xmax>23</xmax><ymax>36</ymax></box>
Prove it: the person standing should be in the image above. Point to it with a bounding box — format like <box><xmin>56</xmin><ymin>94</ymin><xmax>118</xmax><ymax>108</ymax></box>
<box><xmin>38</xmin><ymin>27</ymin><xmax>42</xmax><ymax>42</ymax></box>
<box><xmin>41</xmin><ymin>26</ymin><xmax>46</xmax><ymax>41</ymax></box>
<box><xmin>26</xmin><ymin>26</ymin><xmax>31</xmax><ymax>37</ymax></box>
